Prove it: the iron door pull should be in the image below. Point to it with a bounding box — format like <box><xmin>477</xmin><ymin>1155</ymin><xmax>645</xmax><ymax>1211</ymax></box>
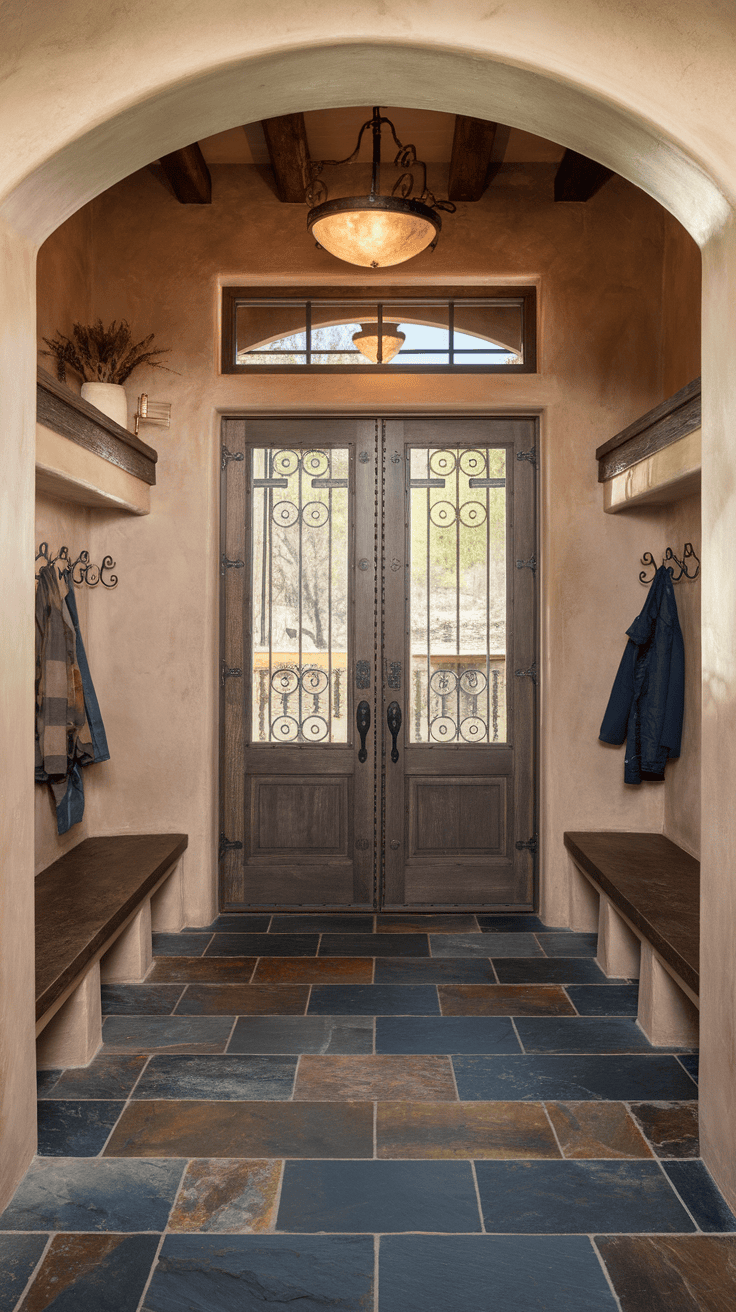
<box><xmin>387</xmin><ymin>701</ymin><xmax>402</xmax><ymax>763</ymax></box>
<box><xmin>357</xmin><ymin>700</ymin><xmax>371</xmax><ymax>763</ymax></box>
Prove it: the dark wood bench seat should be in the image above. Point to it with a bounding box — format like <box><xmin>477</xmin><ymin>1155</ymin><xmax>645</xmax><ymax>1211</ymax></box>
<box><xmin>563</xmin><ymin>830</ymin><xmax>699</xmax><ymax>1047</ymax></box>
<box><xmin>36</xmin><ymin>833</ymin><xmax>188</xmax><ymax>1067</ymax></box>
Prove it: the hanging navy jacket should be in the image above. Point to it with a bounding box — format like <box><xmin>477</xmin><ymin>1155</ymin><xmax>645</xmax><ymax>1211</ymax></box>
<box><xmin>599</xmin><ymin>565</ymin><xmax>684</xmax><ymax>784</ymax></box>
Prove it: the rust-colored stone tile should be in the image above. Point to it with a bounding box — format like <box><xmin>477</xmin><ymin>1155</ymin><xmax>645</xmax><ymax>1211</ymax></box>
<box><xmin>376</xmin><ymin>1101</ymin><xmax>561</xmax><ymax>1159</ymax></box>
<box><xmin>103</xmin><ymin>1099</ymin><xmax>374</xmax><ymax>1158</ymax></box>
<box><xmin>377</xmin><ymin>914</ymin><xmax>480</xmax><ymax>934</ymax></box>
<box><xmin>629</xmin><ymin>1102</ymin><xmax>700</xmax><ymax>1158</ymax></box>
<box><xmin>174</xmin><ymin>984</ymin><xmax>309</xmax><ymax>1015</ymax></box>
<box><xmin>294</xmin><ymin>1055</ymin><xmax>457</xmax><ymax>1101</ymax></box>
<box><xmin>253</xmin><ymin>958</ymin><xmax>373</xmax><ymax>985</ymax></box>
<box><xmin>438</xmin><ymin>985</ymin><xmax>575</xmax><ymax>1016</ymax></box>
<box><xmin>17</xmin><ymin>1234</ymin><xmax>158</xmax><ymax>1311</ymax></box>
<box><xmin>168</xmin><ymin>1159</ymin><xmax>282</xmax><ymax>1232</ymax></box>
<box><xmin>147</xmin><ymin>957</ymin><xmax>257</xmax><ymax>983</ymax></box>
<box><xmin>595</xmin><ymin>1235</ymin><xmax>736</xmax><ymax>1312</ymax></box>
<box><xmin>546</xmin><ymin>1101</ymin><xmax>653</xmax><ymax>1158</ymax></box>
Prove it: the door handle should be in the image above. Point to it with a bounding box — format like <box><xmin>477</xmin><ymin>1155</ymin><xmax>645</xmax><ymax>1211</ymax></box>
<box><xmin>357</xmin><ymin>700</ymin><xmax>371</xmax><ymax>763</ymax></box>
<box><xmin>387</xmin><ymin>701</ymin><xmax>402</xmax><ymax>763</ymax></box>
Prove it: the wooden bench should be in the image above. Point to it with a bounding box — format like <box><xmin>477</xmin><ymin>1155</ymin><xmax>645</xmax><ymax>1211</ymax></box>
<box><xmin>36</xmin><ymin>833</ymin><xmax>188</xmax><ymax>1069</ymax></box>
<box><xmin>563</xmin><ymin>831</ymin><xmax>699</xmax><ymax>1047</ymax></box>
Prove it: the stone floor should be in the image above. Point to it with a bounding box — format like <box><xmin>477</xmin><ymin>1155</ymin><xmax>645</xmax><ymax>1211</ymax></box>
<box><xmin>1</xmin><ymin>912</ymin><xmax>735</xmax><ymax>1310</ymax></box>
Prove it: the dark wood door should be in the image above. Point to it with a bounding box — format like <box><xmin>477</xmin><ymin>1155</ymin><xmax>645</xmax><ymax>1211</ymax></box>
<box><xmin>220</xmin><ymin>415</ymin><xmax>537</xmax><ymax>910</ymax></box>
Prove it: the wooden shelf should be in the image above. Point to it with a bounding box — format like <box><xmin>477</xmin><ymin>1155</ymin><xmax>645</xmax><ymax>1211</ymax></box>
<box><xmin>596</xmin><ymin>378</ymin><xmax>701</xmax><ymax>511</ymax></box>
<box><xmin>37</xmin><ymin>367</ymin><xmax>157</xmax><ymax>486</ymax></box>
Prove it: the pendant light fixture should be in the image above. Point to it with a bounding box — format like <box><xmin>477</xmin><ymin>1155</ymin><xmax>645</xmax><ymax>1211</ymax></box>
<box><xmin>306</xmin><ymin>107</ymin><xmax>455</xmax><ymax>269</ymax></box>
<box><xmin>352</xmin><ymin>322</ymin><xmax>405</xmax><ymax>363</ymax></box>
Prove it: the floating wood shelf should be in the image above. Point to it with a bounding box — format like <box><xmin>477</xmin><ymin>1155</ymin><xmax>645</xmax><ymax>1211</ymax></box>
<box><xmin>37</xmin><ymin>367</ymin><xmax>158</xmax><ymax>486</ymax></box>
<box><xmin>596</xmin><ymin>377</ymin><xmax>701</xmax><ymax>511</ymax></box>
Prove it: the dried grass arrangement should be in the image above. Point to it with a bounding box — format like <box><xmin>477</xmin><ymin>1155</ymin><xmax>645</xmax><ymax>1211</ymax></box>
<box><xmin>42</xmin><ymin>319</ymin><xmax>175</xmax><ymax>385</ymax></box>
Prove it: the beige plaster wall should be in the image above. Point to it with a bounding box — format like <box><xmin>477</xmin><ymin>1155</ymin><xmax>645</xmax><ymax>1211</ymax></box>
<box><xmin>661</xmin><ymin>212</ymin><xmax>702</xmax><ymax>399</ymax></box>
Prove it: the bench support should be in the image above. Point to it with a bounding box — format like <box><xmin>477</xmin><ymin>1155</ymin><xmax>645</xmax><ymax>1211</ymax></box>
<box><xmin>569</xmin><ymin>859</ymin><xmax>600</xmax><ymax>931</ymax></box>
<box><xmin>597</xmin><ymin>896</ymin><xmax>641</xmax><ymax>979</ymax></box>
<box><xmin>100</xmin><ymin>901</ymin><xmax>153</xmax><ymax>984</ymax></box>
<box><xmin>150</xmin><ymin>861</ymin><xmax>184</xmax><ymax>932</ymax></box>
<box><xmin>36</xmin><ymin>961</ymin><xmax>102</xmax><ymax>1069</ymax></box>
<box><xmin>638</xmin><ymin>941</ymin><xmax>699</xmax><ymax>1047</ymax></box>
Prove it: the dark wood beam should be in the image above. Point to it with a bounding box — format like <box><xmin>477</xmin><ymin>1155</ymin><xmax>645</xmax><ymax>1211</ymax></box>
<box><xmin>448</xmin><ymin>117</ymin><xmax>498</xmax><ymax>202</ymax></box>
<box><xmin>554</xmin><ymin>149</ymin><xmax>613</xmax><ymax>202</ymax></box>
<box><xmin>261</xmin><ymin>113</ymin><xmax>310</xmax><ymax>203</ymax></box>
<box><xmin>158</xmin><ymin>143</ymin><xmax>212</xmax><ymax>204</ymax></box>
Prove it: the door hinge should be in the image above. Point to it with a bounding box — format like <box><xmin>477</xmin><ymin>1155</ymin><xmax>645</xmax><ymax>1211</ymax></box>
<box><xmin>221</xmin><ymin>446</ymin><xmax>245</xmax><ymax>471</ymax></box>
<box><xmin>219</xmin><ymin>833</ymin><xmax>243</xmax><ymax>859</ymax></box>
<box><xmin>517</xmin><ymin>447</ymin><xmax>537</xmax><ymax>468</ymax></box>
<box><xmin>221</xmin><ymin>663</ymin><xmax>243</xmax><ymax>685</ymax></box>
<box><xmin>515</xmin><ymin>836</ymin><xmax>538</xmax><ymax>855</ymax></box>
<box><xmin>515</xmin><ymin>555</ymin><xmax>537</xmax><ymax>575</ymax></box>
<box><xmin>221</xmin><ymin>554</ymin><xmax>245</xmax><ymax>575</ymax></box>
<box><xmin>514</xmin><ymin>662</ymin><xmax>538</xmax><ymax>685</ymax></box>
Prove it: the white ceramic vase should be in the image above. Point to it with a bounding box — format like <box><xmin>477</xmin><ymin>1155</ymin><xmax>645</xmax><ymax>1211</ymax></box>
<box><xmin>81</xmin><ymin>381</ymin><xmax>128</xmax><ymax>430</ymax></box>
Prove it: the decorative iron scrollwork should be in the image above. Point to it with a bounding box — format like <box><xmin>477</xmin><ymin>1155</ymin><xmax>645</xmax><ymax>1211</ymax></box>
<box><xmin>639</xmin><ymin>542</ymin><xmax>700</xmax><ymax>586</ymax></box>
<box><xmin>356</xmin><ymin>660</ymin><xmax>371</xmax><ymax>689</ymax></box>
<box><xmin>386</xmin><ymin>661</ymin><xmax>402</xmax><ymax>690</ymax></box>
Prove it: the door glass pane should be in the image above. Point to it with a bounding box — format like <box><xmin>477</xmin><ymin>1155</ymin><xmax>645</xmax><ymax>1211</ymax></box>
<box><xmin>409</xmin><ymin>447</ymin><xmax>507</xmax><ymax>743</ymax></box>
<box><xmin>251</xmin><ymin>447</ymin><xmax>349</xmax><ymax>743</ymax></box>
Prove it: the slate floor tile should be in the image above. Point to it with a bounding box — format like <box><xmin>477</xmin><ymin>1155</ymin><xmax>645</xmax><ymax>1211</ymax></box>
<box><xmin>432</xmin><ymin>933</ymin><xmax>541</xmax><ymax>958</ymax></box>
<box><xmin>36</xmin><ymin>1101</ymin><xmax>124</xmax><ymax>1156</ymax></box>
<box><xmin>101</xmin><ymin>1015</ymin><xmax>234</xmax><ymax>1054</ymax></box>
<box><xmin>377</xmin><ymin>914</ymin><xmax>480</xmax><ymax>933</ymax></box>
<box><xmin>378</xmin><ymin>1235</ymin><xmax>619</xmax><ymax>1311</ymax></box>
<box><xmin>152</xmin><ymin>933</ymin><xmax>209</xmax><ymax>957</ymax></box>
<box><xmin>452</xmin><ymin>1055</ymin><xmax>699</xmax><ymax>1102</ymax></box>
<box><xmin>168</xmin><ymin>1159</ymin><xmax>282</xmax><ymax>1233</ymax></box>
<box><xmin>629</xmin><ymin>1102</ymin><xmax>699</xmax><ymax>1158</ymax></box>
<box><xmin>320</xmin><ymin>934</ymin><xmax>429</xmax><ymax>957</ymax></box>
<box><xmin>0</xmin><ymin>1158</ymin><xmax>185</xmax><ymax>1231</ymax></box>
<box><xmin>545</xmin><ymin>1102</ymin><xmax>653</xmax><ymax>1159</ymax></box>
<box><xmin>294</xmin><ymin>1055</ymin><xmax>457</xmax><ymax>1101</ymax></box>
<box><xmin>308</xmin><ymin>984</ymin><xmax>439</xmax><ymax>1015</ymax></box>
<box><xmin>206</xmin><ymin>934</ymin><xmax>318</xmax><ymax>957</ymax></box>
<box><xmin>0</xmin><ymin>1234</ymin><xmax>48</xmax><ymax>1312</ymax></box>
<box><xmin>494</xmin><ymin>958</ymin><xmax>611</xmax><ymax>984</ymax></box>
<box><xmin>132</xmin><ymin>1054</ymin><xmax>297</xmax><ymax>1101</ymax></box>
<box><xmin>183</xmin><ymin>915</ymin><xmax>271</xmax><ymax>933</ymax></box>
<box><xmin>142</xmin><ymin>1235</ymin><xmax>375</xmax><ymax>1312</ymax></box>
<box><xmin>103</xmin><ymin>1100</ymin><xmax>374</xmax><ymax>1159</ymax></box>
<box><xmin>16</xmin><ymin>1233</ymin><xmax>160</xmax><ymax>1312</ymax></box>
<box><xmin>438</xmin><ymin>984</ymin><xmax>575</xmax><ymax>1016</ymax></box>
<box><xmin>277</xmin><ymin>1159</ymin><xmax>482</xmax><ymax>1232</ymax></box>
<box><xmin>515</xmin><ymin>1017</ymin><xmax>658</xmax><ymax>1053</ymax></box>
<box><xmin>475</xmin><ymin>1159</ymin><xmax>695</xmax><ymax>1233</ymax></box>
<box><xmin>35</xmin><ymin>1070</ymin><xmax>61</xmax><ymax>1097</ymax></box>
<box><xmin>663</xmin><ymin>1161</ymin><xmax>736</xmax><ymax>1231</ymax></box>
<box><xmin>101</xmin><ymin>984</ymin><xmax>183</xmax><ymax>1015</ymax></box>
<box><xmin>594</xmin><ymin>1235</ymin><xmax>736</xmax><ymax>1312</ymax></box>
<box><xmin>174</xmin><ymin>984</ymin><xmax>309</xmax><ymax>1015</ymax></box>
<box><xmin>270</xmin><ymin>914</ymin><xmax>375</xmax><ymax>934</ymax></box>
<box><xmin>566</xmin><ymin>984</ymin><xmax>639</xmax><ymax>1015</ymax></box>
<box><xmin>38</xmin><ymin>1055</ymin><xmax>148</xmax><ymax>1101</ymax></box>
<box><xmin>228</xmin><ymin>1016</ymin><xmax>374</xmax><ymax>1055</ymax></box>
<box><xmin>376</xmin><ymin>1101</ymin><xmax>561</xmax><ymax>1159</ymax></box>
<box><xmin>253</xmin><ymin>957</ymin><xmax>373</xmax><ymax>985</ymax></box>
<box><xmin>476</xmin><ymin>915</ymin><xmax>548</xmax><ymax>931</ymax></box>
<box><xmin>146</xmin><ymin>956</ymin><xmax>257</xmax><ymax>983</ymax></box>
<box><xmin>375</xmin><ymin>1016</ymin><xmax>521</xmax><ymax>1054</ymax></box>
<box><xmin>374</xmin><ymin>957</ymin><xmax>497</xmax><ymax>984</ymax></box>
<box><xmin>536</xmin><ymin>933</ymin><xmax>598</xmax><ymax>957</ymax></box>
<box><xmin>678</xmin><ymin>1052</ymin><xmax>699</xmax><ymax>1083</ymax></box>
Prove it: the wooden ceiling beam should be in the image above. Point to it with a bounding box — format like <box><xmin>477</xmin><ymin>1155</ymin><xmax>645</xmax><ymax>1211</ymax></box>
<box><xmin>158</xmin><ymin>144</ymin><xmax>212</xmax><ymax>204</ymax></box>
<box><xmin>448</xmin><ymin>117</ymin><xmax>499</xmax><ymax>202</ymax></box>
<box><xmin>261</xmin><ymin>113</ymin><xmax>310</xmax><ymax>203</ymax></box>
<box><xmin>554</xmin><ymin>149</ymin><xmax>613</xmax><ymax>202</ymax></box>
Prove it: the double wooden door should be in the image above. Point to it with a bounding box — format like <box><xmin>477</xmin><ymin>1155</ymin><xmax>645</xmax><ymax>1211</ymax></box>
<box><xmin>220</xmin><ymin>416</ymin><xmax>537</xmax><ymax>910</ymax></box>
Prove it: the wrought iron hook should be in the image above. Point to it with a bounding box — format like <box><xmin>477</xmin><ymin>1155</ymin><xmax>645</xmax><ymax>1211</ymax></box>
<box><xmin>639</xmin><ymin>543</ymin><xmax>700</xmax><ymax>585</ymax></box>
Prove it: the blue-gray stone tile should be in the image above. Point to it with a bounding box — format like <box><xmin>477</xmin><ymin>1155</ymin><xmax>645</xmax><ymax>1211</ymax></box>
<box><xmin>153</xmin><ymin>933</ymin><xmax>209</xmax><ymax>957</ymax></box>
<box><xmin>142</xmin><ymin>1234</ymin><xmax>374</xmax><ymax>1311</ymax></box>
<box><xmin>277</xmin><ymin>1160</ymin><xmax>482</xmax><ymax>1232</ymax></box>
<box><xmin>270</xmin><ymin>914</ymin><xmax>375</xmax><ymax>934</ymax></box>
<box><xmin>495</xmin><ymin>959</ymin><xmax>611</xmax><ymax>984</ymax></box>
<box><xmin>376</xmin><ymin>1016</ymin><xmax>521</xmax><ymax>1054</ymax></box>
<box><xmin>378</xmin><ymin>1235</ymin><xmax>619</xmax><ymax>1311</ymax></box>
<box><xmin>101</xmin><ymin>1015</ymin><xmax>233</xmax><ymax>1054</ymax></box>
<box><xmin>566</xmin><ymin>985</ymin><xmax>639</xmax><ymax>1015</ymax></box>
<box><xmin>432</xmin><ymin>934</ymin><xmax>541</xmax><ymax>958</ymax></box>
<box><xmin>477</xmin><ymin>915</ymin><xmax>549</xmax><ymax>931</ymax></box>
<box><xmin>40</xmin><ymin>1055</ymin><xmax>148</xmax><ymax>1100</ymax></box>
<box><xmin>0</xmin><ymin>1234</ymin><xmax>48</xmax><ymax>1311</ymax></box>
<box><xmin>36</xmin><ymin>1069</ymin><xmax>61</xmax><ymax>1097</ymax></box>
<box><xmin>308</xmin><ymin>985</ymin><xmax>439</xmax><ymax>1015</ymax></box>
<box><xmin>0</xmin><ymin>1158</ymin><xmax>185</xmax><ymax>1232</ymax></box>
<box><xmin>452</xmin><ymin>1054</ymin><xmax>699</xmax><ymax>1101</ymax></box>
<box><xmin>320</xmin><ymin>934</ymin><xmax>429</xmax><ymax>957</ymax></box>
<box><xmin>17</xmin><ymin>1233</ymin><xmax>160</xmax><ymax>1311</ymax></box>
<box><xmin>678</xmin><ymin>1053</ymin><xmax>699</xmax><ymax>1084</ymax></box>
<box><xmin>536</xmin><ymin>933</ymin><xmax>598</xmax><ymax>957</ymax></box>
<box><xmin>663</xmin><ymin>1161</ymin><xmax>736</xmax><ymax>1231</ymax></box>
<box><xmin>37</xmin><ymin>1101</ymin><xmax>124</xmax><ymax>1156</ymax></box>
<box><xmin>183</xmin><ymin>915</ymin><xmax>271</xmax><ymax>933</ymax></box>
<box><xmin>132</xmin><ymin>1054</ymin><xmax>297</xmax><ymax>1100</ymax></box>
<box><xmin>227</xmin><ymin>1016</ymin><xmax>374</xmax><ymax>1055</ymax></box>
<box><xmin>101</xmin><ymin>985</ymin><xmax>183</xmax><ymax>1015</ymax></box>
<box><xmin>374</xmin><ymin>958</ymin><xmax>497</xmax><ymax>985</ymax></box>
<box><xmin>475</xmin><ymin>1160</ymin><xmax>695</xmax><ymax>1233</ymax></box>
<box><xmin>515</xmin><ymin>1017</ymin><xmax>657</xmax><ymax>1053</ymax></box>
<box><xmin>206</xmin><ymin>934</ymin><xmax>318</xmax><ymax>957</ymax></box>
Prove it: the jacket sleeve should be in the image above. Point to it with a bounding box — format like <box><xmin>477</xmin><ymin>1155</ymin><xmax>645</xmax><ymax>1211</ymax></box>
<box><xmin>661</xmin><ymin>621</ymin><xmax>685</xmax><ymax>759</ymax></box>
<box><xmin>599</xmin><ymin>639</ymin><xmax>636</xmax><ymax>744</ymax></box>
